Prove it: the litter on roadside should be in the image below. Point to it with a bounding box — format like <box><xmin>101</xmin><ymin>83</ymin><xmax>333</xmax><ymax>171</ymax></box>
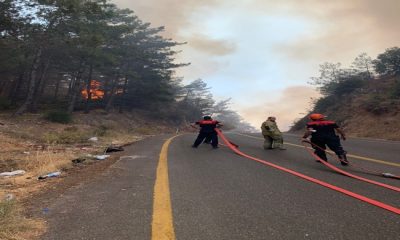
<box><xmin>0</xmin><ymin>170</ymin><xmax>26</xmax><ymax>177</ymax></box>
<box><xmin>88</xmin><ymin>137</ymin><xmax>98</xmax><ymax>142</ymax></box>
<box><xmin>105</xmin><ymin>145</ymin><xmax>124</xmax><ymax>153</ymax></box>
<box><xmin>94</xmin><ymin>155</ymin><xmax>110</xmax><ymax>160</ymax></box>
<box><xmin>72</xmin><ymin>157</ymin><xmax>86</xmax><ymax>164</ymax></box>
<box><xmin>38</xmin><ymin>171</ymin><xmax>61</xmax><ymax>180</ymax></box>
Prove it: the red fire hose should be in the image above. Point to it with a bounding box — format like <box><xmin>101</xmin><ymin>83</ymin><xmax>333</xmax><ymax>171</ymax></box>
<box><xmin>300</xmin><ymin>140</ymin><xmax>400</xmax><ymax>192</ymax></box>
<box><xmin>301</xmin><ymin>140</ymin><xmax>400</xmax><ymax>179</ymax></box>
<box><xmin>215</xmin><ymin>129</ymin><xmax>400</xmax><ymax>215</ymax></box>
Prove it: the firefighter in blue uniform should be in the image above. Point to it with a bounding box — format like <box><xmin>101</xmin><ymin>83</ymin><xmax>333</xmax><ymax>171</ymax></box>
<box><xmin>191</xmin><ymin>116</ymin><xmax>222</xmax><ymax>149</ymax></box>
<box><xmin>302</xmin><ymin>113</ymin><xmax>349</xmax><ymax>165</ymax></box>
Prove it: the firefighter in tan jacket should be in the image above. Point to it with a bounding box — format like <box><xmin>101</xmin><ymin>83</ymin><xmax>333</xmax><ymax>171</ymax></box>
<box><xmin>261</xmin><ymin>116</ymin><xmax>286</xmax><ymax>150</ymax></box>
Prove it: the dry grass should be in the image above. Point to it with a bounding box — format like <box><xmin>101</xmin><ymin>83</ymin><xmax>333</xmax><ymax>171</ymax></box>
<box><xmin>0</xmin><ymin>110</ymin><xmax>171</xmax><ymax>239</ymax></box>
<box><xmin>0</xmin><ymin>200</ymin><xmax>45</xmax><ymax>240</ymax></box>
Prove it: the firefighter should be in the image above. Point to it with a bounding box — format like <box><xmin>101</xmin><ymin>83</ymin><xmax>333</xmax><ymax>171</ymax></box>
<box><xmin>302</xmin><ymin>113</ymin><xmax>349</xmax><ymax>165</ymax></box>
<box><xmin>261</xmin><ymin>116</ymin><xmax>286</xmax><ymax>150</ymax></box>
<box><xmin>191</xmin><ymin>116</ymin><xmax>222</xmax><ymax>149</ymax></box>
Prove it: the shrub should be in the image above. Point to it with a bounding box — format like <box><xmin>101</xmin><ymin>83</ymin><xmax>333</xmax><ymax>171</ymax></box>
<box><xmin>362</xmin><ymin>95</ymin><xmax>389</xmax><ymax>115</ymax></box>
<box><xmin>313</xmin><ymin>96</ymin><xmax>337</xmax><ymax>112</ymax></box>
<box><xmin>0</xmin><ymin>97</ymin><xmax>13</xmax><ymax>110</ymax></box>
<box><xmin>390</xmin><ymin>79</ymin><xmax>400</xmax><ymax>98</ymax></box>
<box><xmin>44</xmin><ymin>110</ymin><xmax>72</xmax><ymax>124</ymax></box>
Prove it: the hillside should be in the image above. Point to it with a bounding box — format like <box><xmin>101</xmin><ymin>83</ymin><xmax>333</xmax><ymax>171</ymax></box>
<box><xmin>290</xmin><ymin>76</ymin><xmax>400</xmax><ymax>140</ymax></box>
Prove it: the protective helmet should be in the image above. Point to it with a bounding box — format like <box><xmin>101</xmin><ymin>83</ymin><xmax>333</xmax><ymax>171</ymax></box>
<box><xmin>203</xmin><ymin>116</ymin><xmax>212</xmax><ymax>120</ymax></box>
<box><xmin>309</xmin><ymin>113</ymin><xmax>325</xmax><ymax>121</ymax></box>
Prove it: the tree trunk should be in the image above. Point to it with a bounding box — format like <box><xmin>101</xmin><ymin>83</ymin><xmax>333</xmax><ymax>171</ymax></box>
<box><xmin>31</xmin><ymin>59</ymin><xmax>51</xmax><ymax>112</ymax></box>
<box><xmin>9</xmin><ymin>71</ymin><xmax>25</xmax><ymax>105</ymax></box>
<box><xmin>105</xmin><ymin>75</ymin><xmax>119</xmax><ymax>113</ymax></box>
<box><xmin>67</xmin><ymin>67</ymin><xmax>85</xmax><ymax>114</ymax></box>
<box><xmin>84</xmin><ymin>63</ymin><xmax>93</xmax><ymax>114</ymax></box>
<box><xmin>118</xmin><ymin>76</ymin><xmax>129</xmax><ymax>113</ymax></box>
<box><xmin>15</xmin><ymin>48</ymin><xmax>43</xmax><ymax>115</ymax></box>
<box><xmin>53</xmin><ymin>74</ymin><xmax>62</xmax><ymax>101</ymax></box>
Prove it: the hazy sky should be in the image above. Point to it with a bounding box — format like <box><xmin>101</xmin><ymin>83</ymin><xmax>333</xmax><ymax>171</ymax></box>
<box><xmin>112</xmin><ymin>0</ymin><xmax>400</xmax><ymax>130</ymax></box>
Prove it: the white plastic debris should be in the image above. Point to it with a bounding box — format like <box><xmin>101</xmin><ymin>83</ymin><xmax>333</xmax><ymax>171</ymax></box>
<box><xmin>38</xmin><ymin>171</ymin><xmax>61</xmax><ymax>180</ymax></box>
<box><xmin>0</xmin><ymin>170</ymin><xmax>26</xmax><ymax>177</ymax></box>
<box><xmin>94</xmin><ymin>155</ymin><xmax>110</xmax><ymax>160</ymax></box>
<box><xmin>88</xmin><ymin>137</ymin><xmax>98</xmax><ymax>141</ymax></box>
<box><xmin>4</xmin><ymin>194</ymin><xmax>15</xmax><ymax>201</ymax></box>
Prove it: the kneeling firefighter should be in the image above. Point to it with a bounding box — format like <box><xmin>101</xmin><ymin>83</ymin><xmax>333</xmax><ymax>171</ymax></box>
<box><xmin>302</xmin><ymin>113</ymin><xmax>349</xmax><ymax>165</ymax></box>
<box><xmin>191</xmin><ymin>116</ymin><xmax>223</xmax><ymax>149</ymax></box>
<box><xmin>261</xmin><ymin>116</ymin><xmax>286</xmax><ymax>150</ymax></box>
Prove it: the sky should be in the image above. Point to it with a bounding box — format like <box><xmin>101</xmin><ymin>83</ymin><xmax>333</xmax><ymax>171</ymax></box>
<box><xmin>112</xmin><ymin>0</ymin><xmax>400</xmax><ymax>131</ymax></box>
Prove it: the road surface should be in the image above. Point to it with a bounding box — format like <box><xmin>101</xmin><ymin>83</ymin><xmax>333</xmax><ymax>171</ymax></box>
<box><xmin>41</xmin><ymin>133</ymin><xmax>400</xmax><ymax>240</ymax></box>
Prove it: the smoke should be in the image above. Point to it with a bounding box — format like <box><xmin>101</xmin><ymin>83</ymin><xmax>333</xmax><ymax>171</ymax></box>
<box><xmin>237</xmin><ymin>86</ymin><xmax>320</xmax><ymax>131</ymax></box>
<box><xmin>112</xmin><ymin>0</ymin><xmax>219</xmax><ymax>39</ymax></box>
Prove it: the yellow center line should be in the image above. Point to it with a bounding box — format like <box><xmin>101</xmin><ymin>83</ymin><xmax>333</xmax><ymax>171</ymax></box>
<box><xmin>233</xmin><ymin>133</ymin><xmax>400</xmax><ymax>168</ymax></box>
<box><xmin>152</xmin><ymin>136</ymin><xmax>179</xmax><ymax>240</ymax></box>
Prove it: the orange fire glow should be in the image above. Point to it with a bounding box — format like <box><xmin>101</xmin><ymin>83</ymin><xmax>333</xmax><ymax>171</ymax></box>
<box><xmin>81</xmin><ymin>80</ymin><xmax>104</xmax><ymax>100</ymax></box>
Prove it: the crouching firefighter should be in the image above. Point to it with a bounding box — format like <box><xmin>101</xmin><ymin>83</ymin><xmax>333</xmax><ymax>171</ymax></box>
<box><xmin>302</xmin><ymin>113</ymin><xmax>349</xmax><ymax>165</ymax></box>
<box><xmin>261</xmin><ymin>116</ymin><xmax>286</xmax><ymax>150</ymax></box>
<box><xmin>191</xmin><ymin>116</ymin><xmax>223</xmax><ymax>149</ymax></box>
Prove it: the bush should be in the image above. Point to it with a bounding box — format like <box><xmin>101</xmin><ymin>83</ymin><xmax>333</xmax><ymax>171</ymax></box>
<box><xmin>313</xmin><ymin>96</ymin><xmax>337</xmax><ymax>112</ymax></box>
<box><xmin>332</xmin><ymin>78</ymin><xmax>365</xmax><ymax>96</ymax></box>
<box><xmin>0</xmin><ymin>97</ymin><xmax>13</xmax><ymax>110</ymax></box>
<box><xmin>362</xmin><ymin>95</ymin><xmax>389</xmax><ymax>115</ymax></box>
<box><xmin>390</xmin><ymin>79</ymin><xmax>400</xmax><ymax>98</ymax></box>
<box><xmin>44</xmin><ymin>110</ymin><xmax>72</xmax><ymax>124</ymax></box>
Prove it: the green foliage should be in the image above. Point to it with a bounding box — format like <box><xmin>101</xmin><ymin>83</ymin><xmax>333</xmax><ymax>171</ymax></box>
<box><xmin>44</xmin><ymin>110</ymin><xmax>72</xmax><ymax>124</ymax></box>
<box><xmin>390</xmin><ymin>79</ymin><xmax>400</xmax><ymax>98</ymax></box>
<box><xmin>351</xmin><ymin>52</ymin><xmax>373</xmax><ymax>78</ymax></box>
<box><xmin>373</xmin><ymin>47</ymin><xmax>400</xmax><ymax>76</ymax></box>
<box><xmin>291</xmin><ymin>48</ymin><xmax>400</xmax><ymax>132</ymax></box>
<box><xmin>290</xmin><ymin>115</ymin><xmax>309</xmax><ymax>132</ymax></box>
<box><xmin>332</xmin><ymin>77</ymin><xmax>365</xmax><ymax>96</ymax></box>
<box><xmin>0</xmin><ymin>97</ymin><xmax>13</xmax><ymax>110</ymax></box>
<box><xmin>313</xmin><ymin>96</ymin><xmax>337</xmax><ymax>112</ymax></box>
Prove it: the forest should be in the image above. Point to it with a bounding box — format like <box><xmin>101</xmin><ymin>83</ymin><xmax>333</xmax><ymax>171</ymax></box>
<box><xmin>0</xmin><ymin>0</ymin><xmax>255</xmax><ymax>131</ymax></box>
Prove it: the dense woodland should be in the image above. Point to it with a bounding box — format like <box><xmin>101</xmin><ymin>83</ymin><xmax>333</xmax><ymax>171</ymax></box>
<box><xmin>0</xmin><ymin>0</ymin><xmax>255</xmax><ymax>131</ymax></box>
<box><xmin>290</xmin><ymin>47</ymin><xmax>400</xmax><ymax>132</ymax></box>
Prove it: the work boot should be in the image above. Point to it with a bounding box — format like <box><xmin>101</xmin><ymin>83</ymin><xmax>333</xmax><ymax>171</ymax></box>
<box><xmin>338</xmin><ymin>153</ymin><xmax>349</xmax><ymax>166</ymax></box>
<box><xmin>279</xmin><ymin>146</ymin><xmax>287</xmax><ymax>150</ymax></box>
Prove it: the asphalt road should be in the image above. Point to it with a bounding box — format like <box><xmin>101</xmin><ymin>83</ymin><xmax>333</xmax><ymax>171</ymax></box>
<box><xmin>42</xmin><ymin>132</ymin><xmax>400</xmax><ymax>240</ymax></box>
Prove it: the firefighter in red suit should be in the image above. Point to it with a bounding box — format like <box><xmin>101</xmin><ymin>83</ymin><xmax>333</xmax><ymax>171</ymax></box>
<box><xmin>302</xmin><ymin>113</ymin><xmax>349</xmax><ymax>165</ymax></box>
<box><xmin>191</xmin><ymin>116</ymin><xmax>222</xmax><ymax>149</ymax></box>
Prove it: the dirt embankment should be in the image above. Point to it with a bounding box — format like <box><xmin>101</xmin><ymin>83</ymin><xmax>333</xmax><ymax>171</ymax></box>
<box><xmin>290</xmin><ymin>77</ymin><xmax>400</xmax><ymax>140</ymax></box>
